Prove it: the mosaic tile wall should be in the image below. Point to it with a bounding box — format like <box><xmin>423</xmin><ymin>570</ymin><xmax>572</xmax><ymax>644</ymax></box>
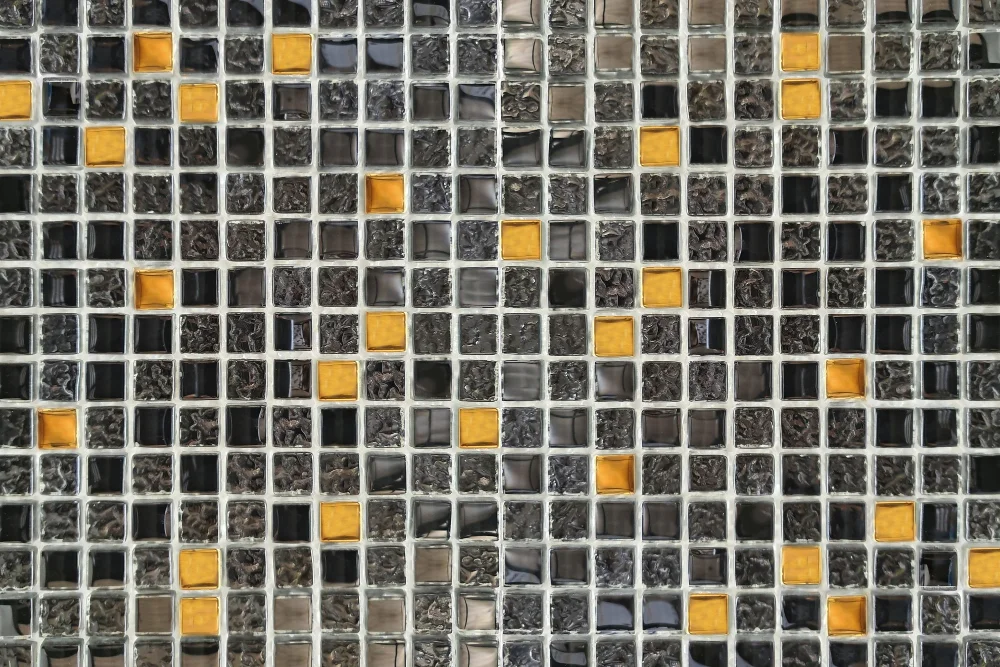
<box><xmin>2</xmin><ymin>0</ymin><xmax>1000</xmax><ymax>664</ymax></box>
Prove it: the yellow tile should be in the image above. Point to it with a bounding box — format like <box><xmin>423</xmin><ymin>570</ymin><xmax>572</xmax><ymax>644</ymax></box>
<box><xmin>874</xmin><ymin>502</ymin><xmax>916</xmax><ymax>542</ymax></box>
<box><xmin>781</xmin><ymin>78</ymin><xmax>821</xmax><ymax>120</ymax></box>
<box><xmin>366</xmin><ymin>312</ymin><xmax>406</xmax><ymax>352</ymax></box>
<box><xmin>179</xmin><ymin>549</ymin><xmax>219</xmax><ymax>590</ymax></box>
<box><xmin>272</xmin><ymin>33</ymin><xmax>313</xmax><ymax>74</ymax></box>
<box><xmin>84</xmin><ymin>127</ymin><xmax>126</xmax><ymax>167</ymax></box>
<box><xmin>134</xmin><ymin>269</ymin><xmax>175</xmax><ymax>310</ymax></box>
<box><xmin>781</xmin><ymin>545</ymin><xmax>821</xmax><ymax>585</ymax></box>
<box><xmin>781</xmin><ymin>32</ymin><xmax>821</xmax><ymax>71</ymax></box>
<box><xmin>828</xmin><ymin>596</ymin><xmax>867</xmax><ymax>636</ymax></box>
<box><xmin>596</xmin><ymin>455</ymin><xmax>635</xmax><ymax>494</ymax></box>
<box><xmin>321</xmin><ymin>502</ymin><xmax>362</xmax><ymax>542</ymax></box>
<box><xmin>826</xmin><ymin>358</ymin><xmax>865</xmax><ymax>399</ymax></box>
<box><xmin>923</xmin><ymin>218</ymin><xmax>963</xmax><ymax>259</ymax></box>
<box><xmin>133</xmin><ymin>32</ymin><xmax>173</xmax><ymax>72</ymax></box>
<box><xmin>642</xmin><ymin>267</ymin><xmax>683</xmax><ymax>308</ymax></box>
<box><xmin>37</xmin><ymin>408</ymin><xmax>77</xmax><ymax>450</ymax></box>
<box><xmin>594</xmin><ymin>316</ymin><xmax>635</xmax><ymax>357</ymax></box>
<box><xmin>179</xmin><ymin>83</ymin><xmax>219</xmax><ymax>123</ymax></box>
<box><xmin>180</xmin><ymin>597</ymin><xmax>220</xmax><ymax>636</ymax></box>
<box><xmin>0</xmin><ymin>81</ymin><xmax>32</xmax><ymax>121</ymax></box>
<box><xmin>688</xmin><ymin>594</ymin><xmax>728</xmax><ymax>635</ymax></box>
<box><xmin>365</xmin><ymin>174</ymin><xmax>405</xmax><ymax>214</ymax></box>
<box><xmin>969</xmin><ymin>549</ymin><xmax>1000</xmax><ymax>588</ymax></box>
<box><xmin>501</xmin><ymin>219</ymin><xmax>542</xmax><ymax>260</ymax></box>
<box><xmin>459</xmin><ymin>408</ymin><xmax>498</xmax><ymax>449</ymax></box>
<box><xmin>317</xmin><ymin>361</ymin><xmax>358</xmax><ymax>401</ymax></box>
<box><xmin>639</xmin><ymin>126</ymin><xmax>680</xmax><ymax>166</ymax></box>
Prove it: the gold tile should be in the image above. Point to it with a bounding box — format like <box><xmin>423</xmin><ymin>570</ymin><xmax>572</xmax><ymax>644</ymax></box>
<box><xmin>84</xmin><ymin>127</ymin><xmax>126</xmax><ymax>167</ymax></box>
<box><xmin>317</xmin><ymin>361</ymin><xmax>359</xmax><ymax>401</ymax></box>
<box><xmin>781</xmin><ymin>78</ymin><xmax>822</xmax><ymax>120</ymax></box>
<box><xmin>365</xmin><ymin>174</ymin><xmax>405</xmax><ymax>214</ymax></box>
<box><xmin>366</xmin><ymin>312</ymin><xmax>406</xmax><ymax>352</ymax></box>
<box><xmin>180</xmin><ymin>597</ymin><xmax>220</xmax><ymax>636</ymax></box>
<box><xmin>133</xmin><ymin>269</ymin><xmax>174</xmax><ymax>310</ymax></box>
<box><xmin>134</xmin><ymin>269</ymin><xmax>175</xmax><ymax>310</ymax></box>
<box><xmin>0</xmin><ymin>81</ymin><xmax>32</xmax><ymax>121</ymax></box>
<box><xmin>459</xmin><ymin>408</ymin><xmax>498</xmax><ymax>449</ymax></box>
<box><xmin>827</xmin><ymin>596</ymin><xmax>867</xmax><ymax>636</ymax></box>
<box><xmin>642</xmin><ymin>267</ymin><xmax>683</xmax><ymax>308</ymax></box>
<box><xmin>37</xmin><ymin>408</ymin><xmax>77</xmax><ymax>449</ymax></box>
<box><xmin>133</xmin><ymin>32</ymin><xmax>173</xmax><ymax>72</ymax></box>
<box><xmin>321</xmin><ymin>502</ymin><xmax>362</xmax><ymax>542</ymax></box>
<box><xmin>179</xmin><ymin>549</ymin><xmax>220</xmax><ymax>590</ymax></box>
<box><xmin>781</xmin><ymin>32</ymin><xmax>821</xmax><ymax>71</ymax></box>
<box><xmin>594</xmin><ymin>316</ymin><xmax>635</xmax><ymax>357</ymax></box>
<box><xmin>969</xmin><ymin>548</ymin><xmax>1000</xmax><ymax>588</ymax></box>
<box><xmin>595</xmin><ymin>455</ymin><xmax>635</xmax><ymax>494</ymax></box>
<box><xmin>501</xmin><ymin>219</ymin><xmax>542</xmax><ymax>260</ymax></box>
<box><xmin>272</xmin><ymin>33</ymin><xmax>313</xmax><ymax>74</ymax></box>
<box><xmin>874</xmin><ymin>501</ymin><xmax>916</xmax><ymax>542</ymax></box>
<box><xmin>639</xmin><ymin>126</ymin><xmax>680</xmax><ymax>166</ymax></box>
<box><xmin>781</xmin><ymin>545</ymin><xmax>821</xmax><ymax>585</ymax></box>
<box><xmin>688</xmin><ymin>594</ymin><xmax>728</xmax><ymax>635</ymax></box>
<box><xmin>179</xmin><ymin>83</ymin><xmax>219</xmax><ymax>123</ymax></box>
<box><xmin>923</xmin><ymin>218</ymin><xmax>963</xmax><ymax>259</ymax></box>
<box><xmin>826</xmin><ymin>358</ymin><xmax>865</xmax><ymax>399</ymax></box>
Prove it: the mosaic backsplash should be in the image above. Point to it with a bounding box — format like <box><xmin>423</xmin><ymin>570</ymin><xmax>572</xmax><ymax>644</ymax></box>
<box><xmin>1</xmin><ymin>0</ymin><xmax>1000</xmax><ymax>664</ymax></box>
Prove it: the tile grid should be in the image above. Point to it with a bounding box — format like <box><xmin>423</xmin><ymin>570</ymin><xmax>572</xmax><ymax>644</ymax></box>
<box><xmin>500</xmin><ymin>0</ymin><xmax>534</xmax><ymax>663</ymax></box>
<box><xmin>2</xmin><ymin>0</ymin><xmax>1000</xmax><ymax>665</ymax></box>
